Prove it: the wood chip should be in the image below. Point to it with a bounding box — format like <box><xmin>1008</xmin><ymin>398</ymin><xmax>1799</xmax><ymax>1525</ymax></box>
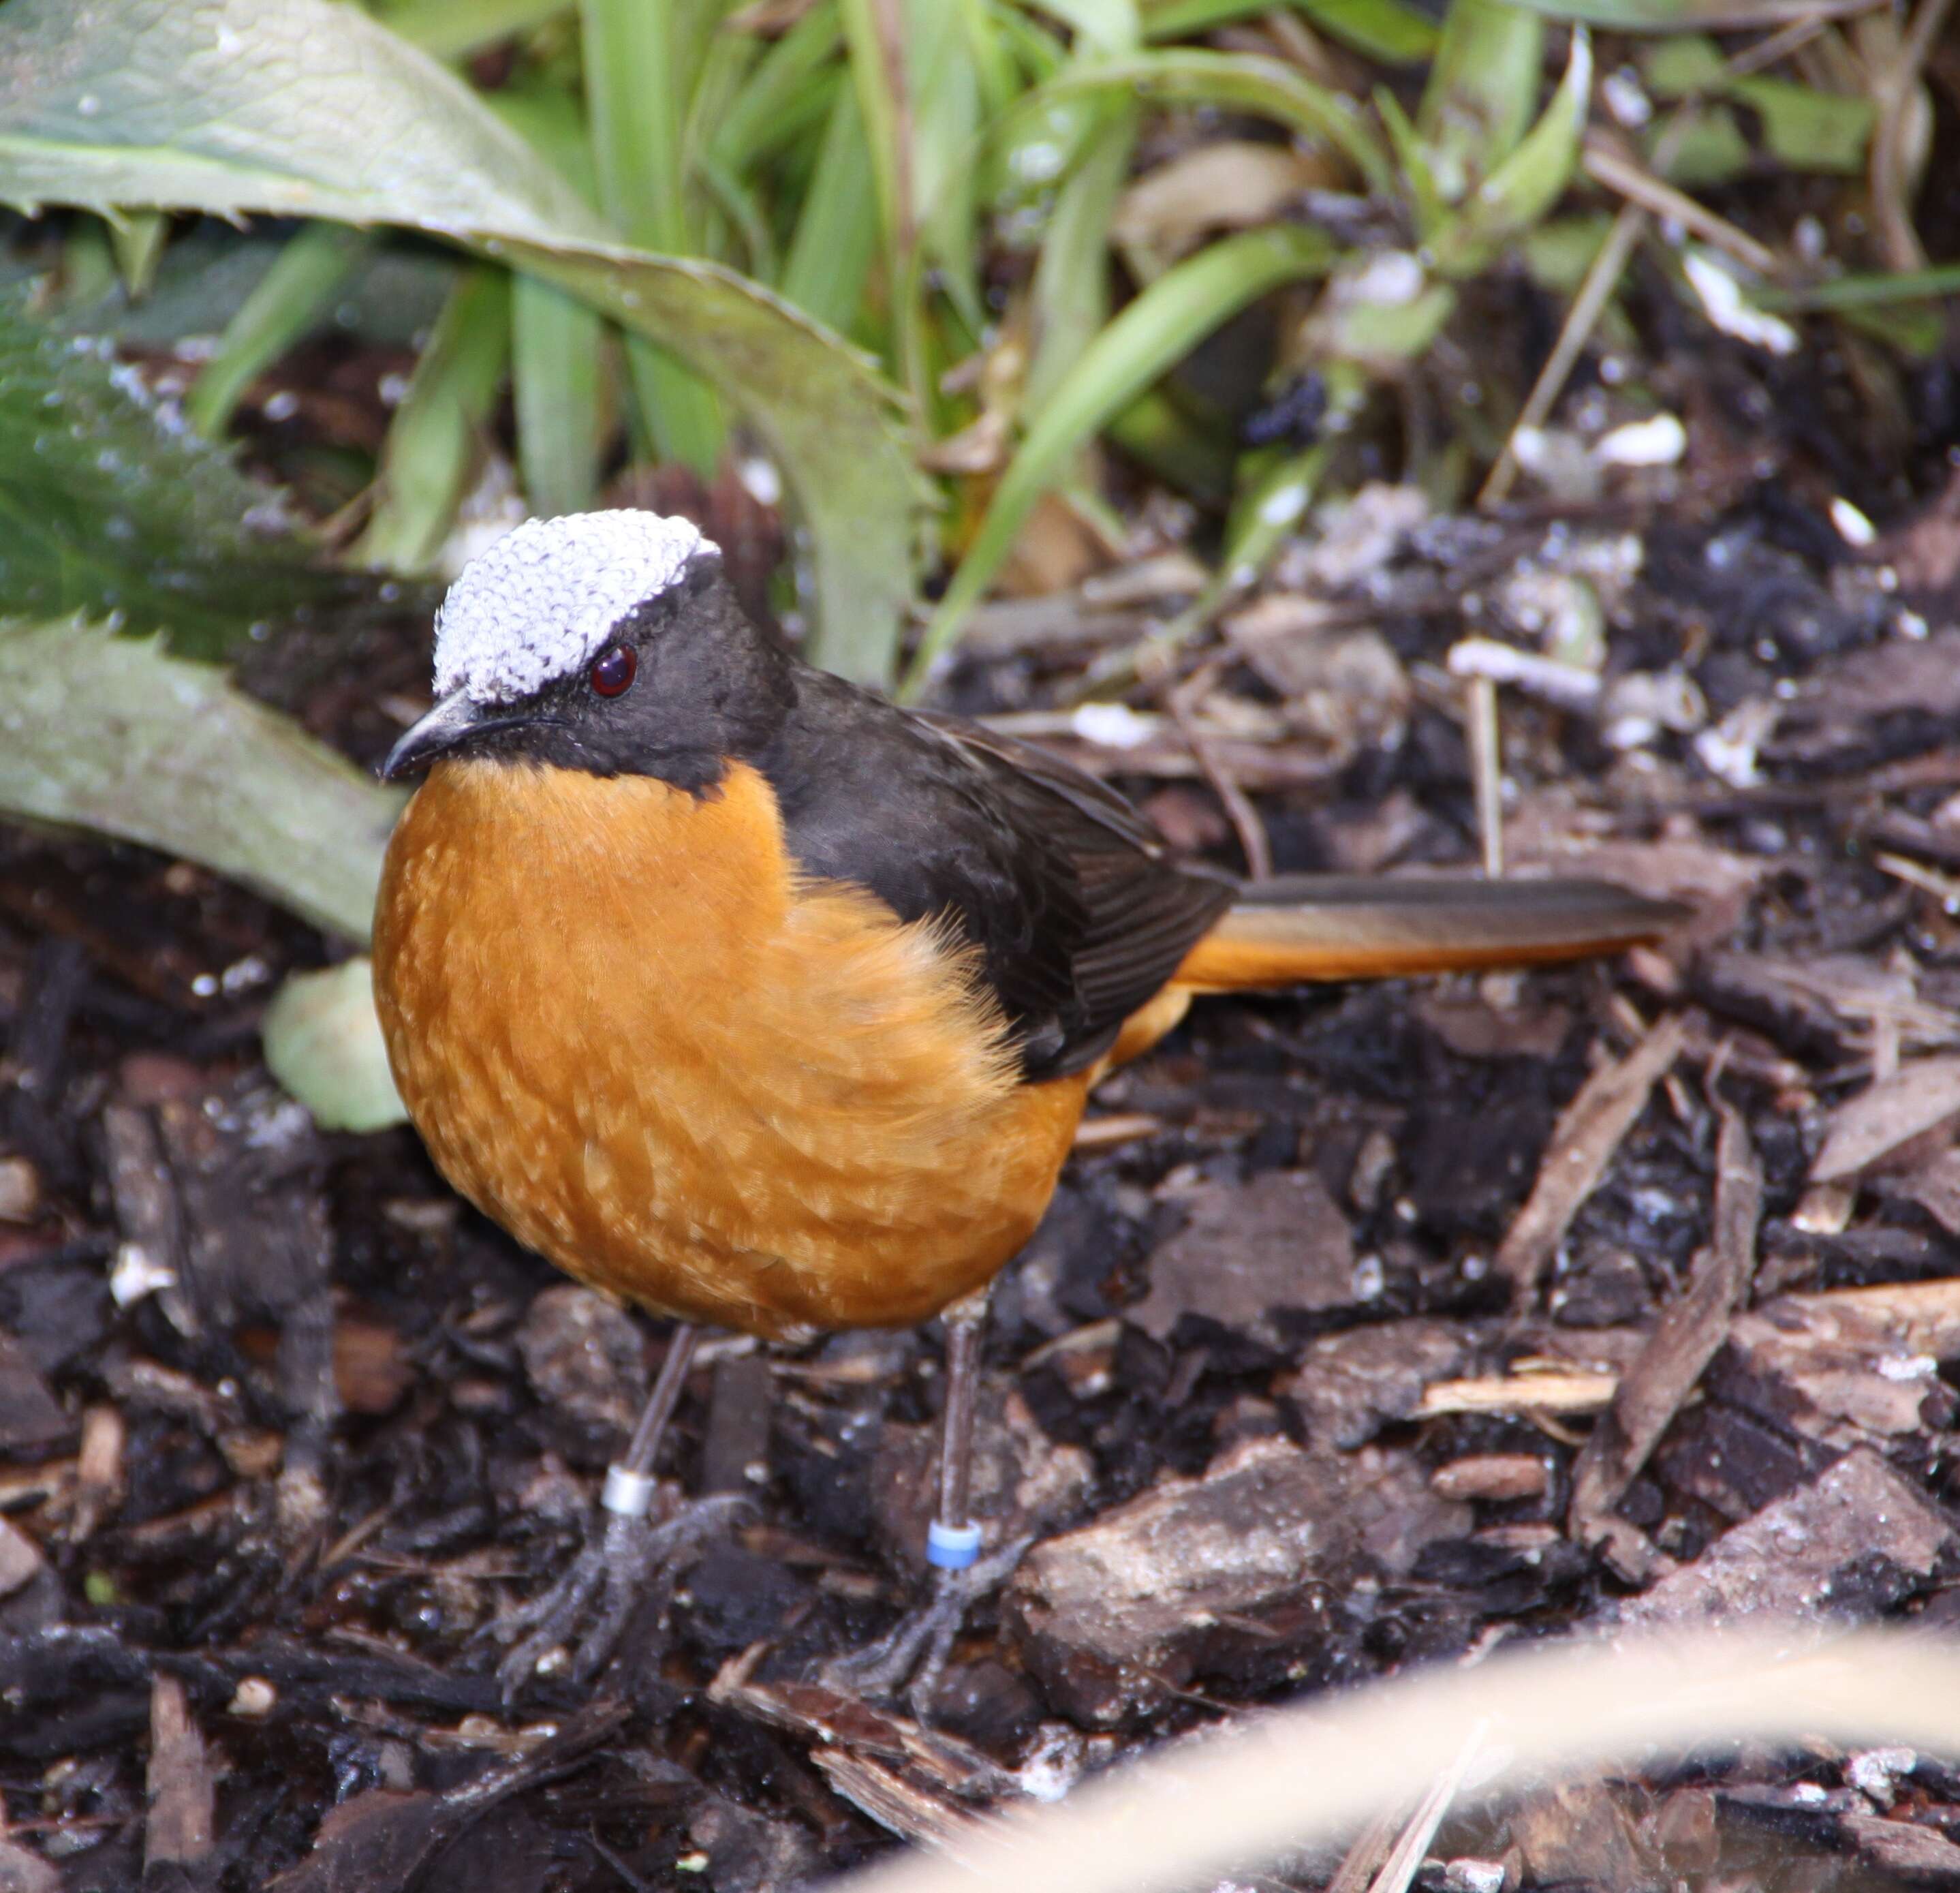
<box><xmin>68</xmin><ymin>1403</ymin><xmax>124</xmax><ymax>1543</ymax></box>
<box><xmin>145</xmin><ymin>1674</ymin><xmax>215</xmax><ymax>1874</ymax></box>
<box><xmin>1006</xmin><ymin>1438</ymin><xmax>1359</xmax><ymax>1727</ymax></box>
<box><xmin>1416</xmin><ymin>1370</ymin><xmax>1619</xmax><ymax>1418</ymax></box>
<box><xmin>1430</xmin><ymin>1455</ymin><xmax>1550</xmax><ymax>1503</ymax></box>
<box><xmin>1716</xmin><ymin>1276</ymin><xmax>1960</xmax><ymax>1448</ymax></box>
<box><xmin>0</xmin><ymin>1330</ymin><xmax>69</xmax><ymax>1458</ymax></box>
<box><xmin>1811</xmin><ymin>1054</ymin><xmax>1960</xmax><ymax>1182</ymax></box>
<box><xmin>1568</xmin><ymin>1103</ymin><xmax>1762</xmax><ymax>1580</ymax></box>
<box><xmin>1615</xmin><ymin>1448</ymin><xmax>1955</xmax><ymax>1631</ymax></box>
<box><xmin>711</xmin><ymin>1652</ymin><xmax>1016</xmax><ymax>1836</ymax></box>
<box><xmin>0</xmin><ymin>1516</ymin><xmax>43</xmax><ymax>1599</ymax></box>
<box><xmin>1497</xmin><ymin>1011</ymin><xmax>1688</xmax><ymax>1296</ymax></box>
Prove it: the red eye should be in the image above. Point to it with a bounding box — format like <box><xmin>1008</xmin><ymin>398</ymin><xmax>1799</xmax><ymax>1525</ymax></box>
<box><xmin>589</xmin><ymin>644</ymin><xmax>636</xmax><ymax>697</ymax></box>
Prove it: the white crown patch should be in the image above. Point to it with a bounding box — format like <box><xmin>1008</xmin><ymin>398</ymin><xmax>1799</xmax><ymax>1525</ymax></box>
<box><xmin>432</xmin><ymin>510</ymin><xmax>715</xmax><ymax>703</ymax></box>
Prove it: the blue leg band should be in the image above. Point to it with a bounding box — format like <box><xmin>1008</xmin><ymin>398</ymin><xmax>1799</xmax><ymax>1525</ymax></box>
<box><xmin>927</xmin><ymin>1521</ymin><xmax>983</xmax><ymax>1570</ymax></box>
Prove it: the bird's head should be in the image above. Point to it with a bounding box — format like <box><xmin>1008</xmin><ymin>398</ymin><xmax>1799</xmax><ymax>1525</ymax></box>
<box><xmin>380</xmin><ymin>510</ymin><xmax>793</xmax><ymax>792</ymax></box>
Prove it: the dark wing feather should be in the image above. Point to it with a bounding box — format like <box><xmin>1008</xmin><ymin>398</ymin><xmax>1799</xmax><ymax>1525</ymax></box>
<box><xmin>914</xmin><ymin>715</ymin><xmax>1234</xmax><ymax>1056</ymax></box>
<box><xmin>754</xmin><ymin>676</ymin><xmax>1231</xmax><ymax>1079</ymax></box>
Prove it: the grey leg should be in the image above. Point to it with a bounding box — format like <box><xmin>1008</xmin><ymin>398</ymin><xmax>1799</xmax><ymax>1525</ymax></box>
<box><xmin>489</xmin><ymin>1323</ymin><xmax>748</xmax><ymax>1695</ymax></box>
<box><xmin>828</xmin><ymin>1289</ymin><xmax>1031</xmax><ymax>1716</ymax></box>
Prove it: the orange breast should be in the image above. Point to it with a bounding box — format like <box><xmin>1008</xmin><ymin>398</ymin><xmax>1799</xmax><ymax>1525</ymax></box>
<box><xmin>371</xmin><ymin>758</ymin><xmax>1088</xmax><ymax>1338</ymax></box>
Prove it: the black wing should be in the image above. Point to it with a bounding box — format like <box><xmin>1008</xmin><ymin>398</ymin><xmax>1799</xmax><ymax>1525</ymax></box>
<box><xmin>752</xmin><ymin>672</ymin><xmax>1232</xmax><ymax>1079</ymax></box>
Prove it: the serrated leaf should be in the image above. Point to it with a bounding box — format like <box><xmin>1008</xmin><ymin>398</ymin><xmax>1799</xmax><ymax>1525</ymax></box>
<box><xmin>0</xmin><ymin>288</ymin><xmax>355</xmax><ymax>656</ymax></box>
<box><xmin>0</xmin><ymin>0</ymin><xmax>921</xmax><ymax>683</ymax></box>
<box><xmin>0</xmin><ymin>615</ymin><xmax>403</xmax><ymax>941</ymax></box>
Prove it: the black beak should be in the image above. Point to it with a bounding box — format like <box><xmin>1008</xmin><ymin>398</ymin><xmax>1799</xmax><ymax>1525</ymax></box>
<box><xmin>380</xmin><ymin>689</ymin><xmax>485</xmax><ymax>782</ymax></box>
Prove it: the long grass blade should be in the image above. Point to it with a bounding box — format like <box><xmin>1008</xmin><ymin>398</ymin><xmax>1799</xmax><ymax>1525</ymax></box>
<box><xmin>355</xmin><ymin>265</ymin><xmax>512</xmax><ymax>572</ymax></box>
<box><xmin>1144</xmin><ymin>0</ymin><xmax>1439</xmax><ymax>58</ymax></box>
<box><xmin>185</xmin><ymin>223</ymin><xmax>373</xmax><ymax>438</ymax></box>
<box><xmin>711</xmin><ymin>1</ymin><xmax>844</xmax><ymax>174</ymax></box>
<box><xmin>781</xmin><ymin>77</ymin><xmax>882</xmax><ymax>336</ymax></box>
<box><xmin>1012</xmin><ymin>48</ymin><xmax>1390</xmax><ymax>194</ymax></box>
<box><xmin>581</xmin><ymin>0</ymin><xmax>725</xmax><ymax>472</ymax></box>
<box><xmin>904</xmin><ymin>221</ymin><xmax>1335</xmax><ymax>692</ymax></box>
<box><xmin>1027</xmin><ymin>102</ymin><xmax>1138</xmax><ymax>407</ymax></box>
<box><xmin>496</xmin><ymin>85</ymin><xmax>608</xmax><ymax>516</ymax></box>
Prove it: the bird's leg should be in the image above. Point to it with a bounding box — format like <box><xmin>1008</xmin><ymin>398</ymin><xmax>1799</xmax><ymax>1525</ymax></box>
<box><xmin>486</xmin><ymin>1322</ymin><xmax>749</xmax><ymax>1695</ymax></box>
<box><xmin>827</xmin><ymin>1289</ymin><xmax>1031</xmax><ymax>1716</ymax></box>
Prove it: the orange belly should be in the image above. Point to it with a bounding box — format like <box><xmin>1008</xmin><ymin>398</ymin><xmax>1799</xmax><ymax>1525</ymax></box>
<box><xmin>371</xmin><ymin>758</ymin><xmax>1089</xmax><ymax>1339</ymax></box>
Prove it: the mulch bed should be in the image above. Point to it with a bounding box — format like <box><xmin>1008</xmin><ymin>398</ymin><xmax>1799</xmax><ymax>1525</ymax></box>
<box><xmin>9</xmin><ymin>427</ymin><xmax>1960</xmax><ymax>1888</ymax></box>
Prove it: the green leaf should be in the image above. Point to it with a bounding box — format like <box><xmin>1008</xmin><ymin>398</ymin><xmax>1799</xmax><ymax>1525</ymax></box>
<box><xmin>108</xmin><ymin>209</ymin><xmax>170</xmax><ymax>300</ymax></box>
<box><xmin>1642</xmin><ymin>38</ymin><xmax>1873</xmax><ymax>174</ymax></box>
<box><xmin>354</xmin><ymin>266</ymin><xmax>512</xmax><ymax>572</ymax></box>
<box><xmin>839</xmin><ymin>0</ymin><xmax>907</xmax><ymax>279</ymax></box>
<box><xmin>262</xmin><ymin>957</ymin><xmax>406</xmax><ymax>1131</ymax></box>
<box><xmin>903</xmin><ymin>223</ymin><xmax>1336</xmax><ymax>693</ymax></box>
<box><xmin>0</xmin><ymin>0</ymin><xmax>921</xmax><ymax>683</ymax></box>
<box><xmin>780</xmin><ymin>78</ymin><xmax>882</xmax><ymax>337</ymax></box>
<box><xmin>1730</xmin><ymin>76</ymin><xmax>1872</xmax><ymax>174</ymax></box>
<box><xmin>1295</xmin><ymin>0</ymin><xmax>1440</xmax><ymax>59</ymax></box>
<box><xmin>582</xmin><ymin>0</ymin><xmax>724</xmax><ymax>473</ymax></box>
<box><xmin>1143</xmin><ymin>0</ymin><xmax>1439</xmax><ymax>61</ymax></box>
<box><xmin>0</xmin><ymin>615</ymin><xmax>403</xmax><ymax>941</ymax></box>
<box><xmin>495</xmin><ymin>84</ymin><xmax>606</xmax><ymax>517</ymax></box>
<box><xmin>185</xmin><ymin>221</ymin><xmax>373</xmax><ymax>438</ymax></box>
<box><xmin>512</xmin><ymin>273</ymin><xmax>605</xmax><ymax>517</ymax></box>
<box><xmin>711</xmin><ymin>1</ymin><xmax>845</xmax><ymax>174</ymax></box>
<box><xmin>1758</xmin><ymin>262</ymin><xmax>1960</xmax><ymax>311</ymax></box>
<box><xmin>1651</xmin><ymin>105</ymin><xmax>1750</xmax><ymax>186</ymax></box>
<box><xmin>0</xmin><ymin>287</ymin><xmax>354</xmax><ymax>656</ymax></box>
<box><xmin>1418</xmin><ymin>0</ymin><xmax>1543</xmax><ymax>203</ymax></box>
<box><xmin>1027</xmin><ymin>102</ymin><xmax>1138</xmax><ymax>407</ymax></box>
<box><xmin>1431</xmin><ymin>22</ymin><xmax>1591</xmax><ymax>275</ymax></box>
<box><xmin>1522</xmin><ymin>211</ymin><xmax>1615</xmax><ymax>290</ymax></box>
<box><xmin>1641</xmin><ymin>35</ymin><xmax>1726</xmax><ymax>97</ymax></box>
<box><xmin>382</xmin><ymin>0</ymin><xmax>572</xmax><ymax>61</ymax></box>
<box><xmin>1104</xmin><ymin>387</ymin><xmax>1235</xmax><ymax>504</ymax></box>
<box><xmin>1027</xmin><ymin>0</ymin><xmax>1143</xmax><ymax>52</ymax></box>
<box><xmin>1014</xmin><ymin>48</ymin><xmax>1390</xmax><ymax>194</ymax></box>
<box><xmin>910</xmin><ymin>0</ymin><xmax>988</xmax><ymax>336</ymax></box>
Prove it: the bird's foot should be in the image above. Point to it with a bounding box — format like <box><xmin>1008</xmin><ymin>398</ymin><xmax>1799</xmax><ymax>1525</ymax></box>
<box><xmin>824</xmin><ymin>1536</ymin><xmax>1032</xmax><ymax>1720</ymax></box>
<box><xmin>484</xmin><ymin>1489</ymin><xmax>752</xmax><ymax>1697</ymax></box>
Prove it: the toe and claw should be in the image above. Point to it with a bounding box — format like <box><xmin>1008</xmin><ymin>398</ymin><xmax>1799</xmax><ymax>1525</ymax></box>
<box><xmin>486</xmin><ymin>1490</ymin><xmax>753</xmax><ymax>1695</ymax></box>
<box><xmin>824</xmin><ymin>1535</ymin><xmax>1033</xmax><ymax>1719</ymax></box>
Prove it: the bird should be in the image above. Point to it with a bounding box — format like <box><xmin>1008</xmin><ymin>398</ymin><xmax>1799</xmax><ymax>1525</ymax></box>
<box><xmin>371</xmin><ymin>509</ymin><xmax>1683</xmax><ymax>1701</ymax></box>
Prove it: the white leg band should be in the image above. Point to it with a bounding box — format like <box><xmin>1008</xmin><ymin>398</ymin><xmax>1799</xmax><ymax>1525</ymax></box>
<box><xmin>927</xmin><ymin>1521</ymin><xmax>983</xmax><ymax>1570</ymax></box>
<box><xmin>602</xmin><ymin>1464</ymin><xmax>659</xmax><ymax>1519</ymax></box>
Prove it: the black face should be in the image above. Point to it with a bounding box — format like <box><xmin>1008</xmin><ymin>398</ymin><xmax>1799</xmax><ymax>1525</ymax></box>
<box><xmin>399</xmin><ymin>553</ymin><xmax>798</xmax><ymax>794</ymax></box>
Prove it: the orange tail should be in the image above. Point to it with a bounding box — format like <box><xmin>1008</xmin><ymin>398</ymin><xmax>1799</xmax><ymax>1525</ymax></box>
<box><xmin>1172</xmin><ymin>874</ymin><xmax>1685</xmax><ymax>991</ymax></box>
